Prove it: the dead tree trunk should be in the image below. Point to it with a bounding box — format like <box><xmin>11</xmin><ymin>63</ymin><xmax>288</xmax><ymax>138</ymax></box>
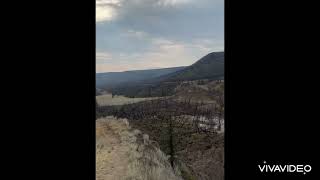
<box><xmin>168</xmin><ymin>116</ymin><xmax>174</xmax><ymax>167</ymax></box>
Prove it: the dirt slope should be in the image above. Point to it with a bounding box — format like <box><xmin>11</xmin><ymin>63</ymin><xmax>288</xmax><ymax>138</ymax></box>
<box><xmin>96</xmin><ymin>117</ymin><xmax>182</xmax><ymax>180</ymax></box>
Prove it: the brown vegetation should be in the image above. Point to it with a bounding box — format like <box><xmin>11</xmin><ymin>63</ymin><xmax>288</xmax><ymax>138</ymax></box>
<box><xmin>96</xmin><ymin>80</ymin><xmax>224</xmax><ymax>180</ymax></box>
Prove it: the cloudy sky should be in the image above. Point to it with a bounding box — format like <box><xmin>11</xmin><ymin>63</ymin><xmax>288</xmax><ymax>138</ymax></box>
<box><xmin>96</xmin><ymin>0</ymin><xmax>224</xmax><ymax>73</ymax></box>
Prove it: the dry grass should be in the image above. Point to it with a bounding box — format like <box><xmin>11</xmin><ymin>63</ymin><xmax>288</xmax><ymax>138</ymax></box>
<box><xmin>96</xmin><ymin>94</ymin><xmax>159</xmax><ymax>106</ymax></box>
<box><xmin>127</xmin><ymin>115</ymin><xmax>224</xmax><ymax>180</ymax></box>
<box><xmin>96</xmin><ymin>117</ymin><xmax>182</xmax><ymax>180</ymax></box>
<box><xmin>173</xmin><ymin>80</ymin><xmax>223</xmax><ymax>104</ymax></box>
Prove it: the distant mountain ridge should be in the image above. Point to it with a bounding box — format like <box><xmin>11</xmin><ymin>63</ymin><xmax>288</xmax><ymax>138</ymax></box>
<box><xmin>151</xmin><ymin>51</ymin><xmax>224</xmax><ymax>82</ymax></box>
<box><xmin>100</xmin><ymin>52</ymin><xmax>224</xmax><ymax>97</ymax></box>
<box><xmin>96</xmin><ymin>66</ymin><xmax>186</xmax><ymax>88</ymax></box>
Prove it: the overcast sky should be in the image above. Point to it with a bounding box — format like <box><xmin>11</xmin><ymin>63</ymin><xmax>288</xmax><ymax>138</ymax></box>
<box><xmin>96</xmin><ymin>0</ymin><xmax>224</xmax><ymax>73</ymax></box>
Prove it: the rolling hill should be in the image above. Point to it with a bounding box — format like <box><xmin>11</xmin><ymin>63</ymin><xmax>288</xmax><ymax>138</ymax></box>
<box><xmin>96</xmin><ymin>66</ymin><xmax>185</xmax><ymax>89</ymax></box>
<box><xmin>151</xmin><ymin>51</ymin><xmax>224</xmax><ymax>82</ymax></box>
<box><xmin>99</xmin><ymin>52</ymin><xmax>224</xmax><ymax>97</ymax></box>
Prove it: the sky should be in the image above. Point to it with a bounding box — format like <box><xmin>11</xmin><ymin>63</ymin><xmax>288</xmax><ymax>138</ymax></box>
<box><xmin>96</xmin><ymin>0</ymin><xmax>224</xmax><ymax>73</ymax></box>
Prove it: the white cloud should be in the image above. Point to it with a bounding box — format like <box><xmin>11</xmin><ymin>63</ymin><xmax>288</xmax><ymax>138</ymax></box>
<box><xmin>96</xmin><ymin>0</ymin><xmax>196</xmax><ymax>22</ymax></box>
<box><xmin>151</xmin><ymin>38</ymin><xmax>175</xmax><ymax>46</ymax></box>
<box><xmin>157</xmin><ymin>0</ymin><xmax>192</xmax><ymax>6</ymax></box>
<box><xmin>96</xmin><ymin>6</ymin><xmax>115</xmax><ymax>22</ymax></box>
<box><xmin>96</xmin><ymin>52</ymin><xmax>112</xmax><ymax>59</ymax></box>
<box><xmin>96</xmin><ymin>0</ymin><xmax>121</xmax><ymax>22</ymax></box>
<box><xmin>121</xmin><ymin>29</ymin><xmax>149</xmax><ymax>39</ymax></box>
<box><xmin>96</xmin><ymin>0</ymin><xmax>224</xmax><ymax>72</ymax></box>
<box><xmin>96</xmin><ymin>52</ymin><xmax>112</xmax><ymax>63</ymax></box>
<box><xmin>96</xmin><ymin>37</ymin><xmax>219</xmax><ymax>72</ymax></box>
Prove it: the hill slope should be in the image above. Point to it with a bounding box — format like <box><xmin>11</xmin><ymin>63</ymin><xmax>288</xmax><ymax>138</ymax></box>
<box><xmin>96</xmin><ymin>117</ymin><xmax>182</xmax><ymax>180</ymax></box>
<box><xmin>109</xmin><ymin>52</ymin><xmax>224</xmax><ymax>97</ymax></box>
<box><xmin>96</xmin><ymin>66</ymin><xmax>185</xmax><ymax>89</ymax></box>
<box><xmin>162</xmin><ymin>52</ymin><xmax>224</xmax><ymax>82</ymax></box>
